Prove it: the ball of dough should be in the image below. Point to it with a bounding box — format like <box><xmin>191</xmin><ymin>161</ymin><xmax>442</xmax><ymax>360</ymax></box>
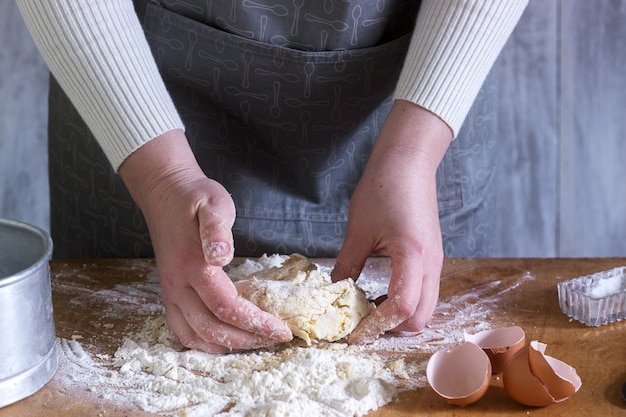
<box><xmin>234</xmin><ymin>254</ymin><xmax>374</xmax><ymax>345</ymax></box>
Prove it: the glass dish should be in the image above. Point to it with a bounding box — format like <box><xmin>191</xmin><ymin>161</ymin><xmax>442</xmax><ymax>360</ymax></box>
<box><xmin>557</xmin><ymin>266</ymin><xmax>626</xmax><ymax>326</ymax></box>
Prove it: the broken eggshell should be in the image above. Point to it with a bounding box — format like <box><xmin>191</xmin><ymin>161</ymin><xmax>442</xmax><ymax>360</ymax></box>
<box><xmin>503</xmin><ymin>340</ymin><xmax>582</xmax><ymax>406</ymax></box>
<box><xmin>426</xmin><ymin>341</ymin><xmax>492</xmax><ymax>407</ymax></box>
<box><xmin>464</xmin><ymin>326</ymin><xmax>526</xmax><ymax>374</ymax></box>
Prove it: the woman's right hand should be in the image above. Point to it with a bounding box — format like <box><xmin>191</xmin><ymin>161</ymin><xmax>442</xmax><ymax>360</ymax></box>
<box><xmin>119</xmin><ymin>130</ymin><xmax>293</xmax><ymax>353</ymax></box>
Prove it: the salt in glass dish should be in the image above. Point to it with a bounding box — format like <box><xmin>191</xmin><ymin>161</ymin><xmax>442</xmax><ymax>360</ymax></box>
<box><xmin>558</xmin><ymin>266</ymin><xmax>626</xmax><ymax>326</ymax></box>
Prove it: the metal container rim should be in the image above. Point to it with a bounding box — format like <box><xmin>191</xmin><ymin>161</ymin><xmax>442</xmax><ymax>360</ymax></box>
<box><xmin>0</xmin><ymin>217</ymin><xmax>53</xmax><ymax>287</ymax></box>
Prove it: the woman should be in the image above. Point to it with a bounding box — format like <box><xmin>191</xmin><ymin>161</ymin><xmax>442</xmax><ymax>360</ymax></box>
<box><xmin>17</xmin><ymin>0</ymin><xmax>527</xmax><ymax>352</ymax></box>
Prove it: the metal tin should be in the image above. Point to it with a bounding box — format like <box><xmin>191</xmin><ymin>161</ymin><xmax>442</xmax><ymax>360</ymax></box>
<box><xmin>0</xmin><ymin>218</ymin><xmax>57</xmax><ymax>408</ymax></box>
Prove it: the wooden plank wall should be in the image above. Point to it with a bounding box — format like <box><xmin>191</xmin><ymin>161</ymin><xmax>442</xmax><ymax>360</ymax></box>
<box><xmin>0</xmin><ymin>0</ymin><xmax>49</xmax><ymax>231</ymax></box>
<box><xmin>559</xmin><ymin>1</ymin><xmax>626</xmax><ymax>257</ymax></box>
<box><xmin>492</xmin><ymin>0</ymin><xmax>626</xmax><ymax>257</ymax></box>
<box><xmin>2</xmin><ymin>0</ymin><xmax>626</xmax><ymax>258</ymax></box>
<box><xmin>492</xmin><ymin>0</ymin><xmax>560</xmax><ymax>257</ymax></box>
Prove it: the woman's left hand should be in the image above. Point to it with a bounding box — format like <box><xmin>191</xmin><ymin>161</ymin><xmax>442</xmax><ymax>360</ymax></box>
<box><xmin>331</xmin><ymin>100</ymin><xmax>453</xmax><ymax>344</ymax></box>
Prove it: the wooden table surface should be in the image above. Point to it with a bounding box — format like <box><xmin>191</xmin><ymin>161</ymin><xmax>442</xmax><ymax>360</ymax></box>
<box><xmin>1</xmin><ymin>258</ymin><xmax>625</xmax><ymax>416</ymax></box>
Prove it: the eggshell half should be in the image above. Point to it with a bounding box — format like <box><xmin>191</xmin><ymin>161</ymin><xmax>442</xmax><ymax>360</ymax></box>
<box><xmin>426</xmin><ymin>342</ymin><xmax>492</xmax><ymax>407</ymax></box>
<box><xmin>503</xmin><ymin>341</ymin><xmax>582</xmax><ymax>406</ymax></box>
<box><xmin>527</xmin><ymin>341</ymin><xmax>582</xmax><ymax>401</ymax></box>
<box><xmin>503</xmin><ymin>345</ymin><xmax>556</xmax><ymax>406</ymax></box>
<box><xmin>464</xmin><ymin>326</ymin><xmax>526</xmax><ymax>374</ymax></box>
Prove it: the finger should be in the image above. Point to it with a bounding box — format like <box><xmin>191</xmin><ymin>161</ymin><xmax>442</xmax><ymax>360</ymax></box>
<box><xmin>165</xmin><ymin>302</ymin><xmax>229</xmax><ymax>353</ymax></box>
<box><xmin>192</xmin><ymin>268</ymin><xmax>293</xmax><ymax>342</ymax></box>
<box><xmin>197</xmin><ymin>198</ymin><xmax>236</xmax><ymax>267</ymax></box>
<box><xmin>347</xmin><ymin>248</ymin><xmax>423</xmax><ymax>344</ymax></box>
<box><xmin>392</xmin><ymin>264</ymin><xmax>440</xmax><ymax>332</ymax></box>
<box><xmin>330</xmin><ymin>229</ymin><xmax>370</xmax><ymax>283</ymax></box>
<box><xmin>165</xmin><ymin>300</ymin><xmax>280</xmax><ymax>353</ymax></box>
<box><xmin>180</xmin><ymin>285</ymin><xmax>288</xmax><ymax>350</ymax></box>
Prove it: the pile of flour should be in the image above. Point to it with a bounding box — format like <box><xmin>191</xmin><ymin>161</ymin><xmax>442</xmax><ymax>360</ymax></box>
<box><xmin>115</xmin><ymin>317</ymin><xmax>404</xmax><ymax>416</ymax></box>
<box><xmin>59</xmin><ymin>317</ymin><xmax>410</xmax><ymax>417</ymax></box>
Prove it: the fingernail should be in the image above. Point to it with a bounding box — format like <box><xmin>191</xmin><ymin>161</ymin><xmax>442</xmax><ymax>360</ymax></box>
<box><xmin>348</xmin><ymin>325</ymin><xmax>382</xmax><ymax>345</ymax></box>
<box><xmin>203</xmin><ymin>241</ymin><xmax>233</xmax><ymax>265</ymax></box>
<box><xmin>271</xmin><ymin>327</ymin><xmax>293</xmax><ymax>342</ymax></box>
<box><xmin>348</xmin><ymin>333</ymin><xmax>377</xmax><ymax>345</ymax></box>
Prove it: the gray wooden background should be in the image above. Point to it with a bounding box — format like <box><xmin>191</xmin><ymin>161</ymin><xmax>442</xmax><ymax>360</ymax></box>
<box><xmin>2</xmin><ymin>0</ymin><xmax>625</xmax><ymax>258</ymax></box>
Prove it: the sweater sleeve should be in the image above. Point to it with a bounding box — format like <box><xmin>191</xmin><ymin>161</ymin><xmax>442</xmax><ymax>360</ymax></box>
<box><xmin>16</xmin><ymin>0</ymin><xmax>184</xmax><ymax>171</ymax></box>
<box><xmin>394</xmin><ymin>0</ymin><xmax>528</xmax><ymax>137</ymax></box>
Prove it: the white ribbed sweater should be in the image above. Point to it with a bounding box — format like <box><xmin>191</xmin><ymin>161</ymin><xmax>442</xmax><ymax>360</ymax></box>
<box><xmin>16</xmin><ymin>0</ymin><xmax>527</xmax><ymax>171</ymax></box>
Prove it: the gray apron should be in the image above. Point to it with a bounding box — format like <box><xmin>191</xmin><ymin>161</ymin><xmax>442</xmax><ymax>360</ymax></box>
<box><xmin>48</xmin><ymin>0</ymin><xmax>498</xmax><ymax>259</ymax></box>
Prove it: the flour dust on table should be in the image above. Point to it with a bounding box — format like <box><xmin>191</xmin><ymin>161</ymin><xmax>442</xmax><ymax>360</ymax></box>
<box><xmin>54</xmin><ymin>255</ymin><xmax>535</xmax><ymax>416</ymax></box>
